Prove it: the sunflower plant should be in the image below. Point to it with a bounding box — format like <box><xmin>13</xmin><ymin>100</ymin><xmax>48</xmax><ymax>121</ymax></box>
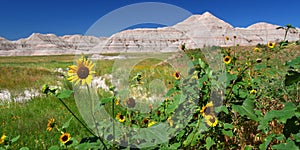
<box><xmin>67</xmin><ymin>55</ymin><xmax>95</xmax><ymax>86</ymax></box>
<box><xmin>0</xmin><ymin>133</ymin><xmax>21</xmax><ymax>150</ymax></box>
<box><xmin>45</xmin><ymin>117</ymin><xmax>80</xmax><ymax>149</ymax></box>
<box><xmin>40</xmin><ymin>41</ymin><xmax>300</xmax><ymax>149</ymax></box>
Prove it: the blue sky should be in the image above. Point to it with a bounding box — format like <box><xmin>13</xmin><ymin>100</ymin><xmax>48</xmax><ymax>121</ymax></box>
<box><xmin>0</xmin><ymin>0</ymin><xmax>299</xmax><ymax>40</ymax></box>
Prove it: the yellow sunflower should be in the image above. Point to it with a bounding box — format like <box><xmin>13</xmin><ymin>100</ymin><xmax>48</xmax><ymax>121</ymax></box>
<box><xmin>253</xmin><ymin>47</ymin><xmax>260</xmax><ymax>52</ymax></box>
<box><xmin>116</xmin><ymin>113</ymin><xmax>125</xmax><ymax>123</ymax></box>
<box><xmin>115</xmin><ymin>97</ymin><xmax>120</xmax><ymax>106</ymax></box>
<box><xmin>165</xmin><ymin>98</ymin><xmax>169</xmax><ymax>102</ymax></box>
<box><xmin>59</xmin><ymin>132</ymin><xmax>71</xmax><ymax>144</ymax></box>
<box><xmin>200</xmin><ymin>101</ymin><xmax>214</xmax><ymax>116</ymax></box>
<box><xmin>148</xmin><ymin>121</ymin><xmax>157</xmax><ymax>128</ymax></box>
<box><xmin>167</xmin><ymin>117</ymin><xmax>174</xmax><ymax>127</ymax></box>
<box><xmin>67</xmin><ymin>55</ymin><xmax>95</xmax><ymax>85</ymax></box>
<box><xmin>250</xmin><ymin>89</ymin><xmax>257</xmax><ymax>94</ymax></box>
<box><xmin>173</xmin><ymin>71</ymin><xmax>180</xmax><ymax>80</ymax></box>
<box><xmin>225</xmin><ymin>36</ymin><xmax>229</xmax><ymax>42</ymax></box>
<box><xmin>205</xmin><ymin>115</ymin><xmax>218</xmax><ymax>127</ymax></box>
<box><xmin>46</xmin><ymin>118</ymin><xmax>56</xmax><ymax>131</ymax></box>
<box><xmin>223</xmin><ymin>56</ymin><xmax>232</xmax><ymax>65</ymax></box>
<box><xmin>267</xmin><ymin>42</ymin><xmax>275</xmax><ymax>49</ymax></box>
<box><xmin>0</xmin><ymin>134</ymin><xmax>6</xmax><ymax>144</ymax></box>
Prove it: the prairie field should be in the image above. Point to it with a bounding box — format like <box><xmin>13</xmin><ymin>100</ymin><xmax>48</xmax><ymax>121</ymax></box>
<box><xmin>0</xmin><ymin>42</ymin><xmax>300</xmax><ymax>149</ymax></box>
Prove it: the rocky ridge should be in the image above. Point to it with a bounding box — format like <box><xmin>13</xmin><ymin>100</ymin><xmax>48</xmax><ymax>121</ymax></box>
<box><xmin>0</xmin><ymin>12</ymin><xmax>299</xmax><ymax>56</ymax></box>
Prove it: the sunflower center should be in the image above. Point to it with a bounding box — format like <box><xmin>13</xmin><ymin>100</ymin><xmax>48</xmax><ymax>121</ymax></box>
<box><xmin>77</xmin><ymin>65</ymin><xmax>89</xmax><ymax>79</ymax></box>
<box><xmin>175</xmin><ymin>72</ymin><xmax>180</xmax><ymax>79</ymax></box>
<box><xmin>127</xmin><ymin>98</ymin><xmax>136</xmax><ymax>108</ymax></box>
<box><xmin>62</xmin><ymin>135</ymin><xmax>69</xmax><ymax>142</ymax></box>
<box><xmin>225</xmin><ymin>58</ymin><xmax>230</xmax><ymax>62</ymax></box>
<box><xmin>204</xmin><ymin>107</ymin><xmax>212</xmax><ymax>115</ymax></box>
<box><xmin>209</xmin><ymin>117</ymin><xmax>215</xmax><ymax>123</ymax></box>
<box><xmin>119</xmin><ymin>114</ymin><xmax>124</xmax><ymax>120</ymax></box>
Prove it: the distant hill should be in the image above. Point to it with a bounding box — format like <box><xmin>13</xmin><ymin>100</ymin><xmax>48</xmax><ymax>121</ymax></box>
<box><xmin>0</xmin><ymin>12</ymin><xmax>299</xmax><ymax>56</ymax></box>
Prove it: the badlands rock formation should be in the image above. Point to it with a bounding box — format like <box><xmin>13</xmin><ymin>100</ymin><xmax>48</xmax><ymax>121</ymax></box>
<box><xmin>0</xmin><ymin>12</ymin><xmax>299</xmax><ymax>56</ymax></box>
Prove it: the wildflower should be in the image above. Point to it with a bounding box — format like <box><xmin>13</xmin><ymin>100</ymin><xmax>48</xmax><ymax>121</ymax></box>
<box><xmin>143</xmin><ymin>118</ymin><xmax>149</xmax><ymax>124</ymax></box>
<box><xmin>47</xmin><ymin>118</ymin><xmax>56</xmax><ymax>131</ymax></box>
<box><xmin>225</xmin><ymin>36</ymin><xmax>229</xmax><ymax>42</ymax></box>
<box><xmin>115</xmin><ymin>97</ymin><xmax>120</xmax><ymax>106</ymax></box>
<box><xmin>223</xmin><ymin>56</ymin><xmax>232</xmax><ymax>64</ymax></box>
<box><xmin>200</xmin><ymin>102</ymin><xmax>214</xmax><ymax>116</ymax></box>
<box><xmin>256</xmin><ymin>58</ymin><xmax>262</xmax><ymax>63</ymax></box>
<box><xmin>253</xmin><ymin>47</ymin><xmax>260</xmax><ymax>52</ymax></box>
<box><xmin>132</xmin><ymin>73</ymin><xmax>143</xmax><ymax>84</ymax></box>
<box><xmin>167</xmin><ymin>117</ymin><xmax>174</xmax><ymax>127</ymax></box>
<box><xmin>116</xmin><ymin>113</ymin><xmax>125</xmax><ymax>123</ymax></box>
<box><xmin>0</xmin><ymin>134</ymin><xmax>6</xmax><ymax>144</ymax></box>
<box><xmin>67</xmin><ymin>55</ymin><xmax>95</xmax><ymax>85</ymax></box>
<box><xmin>157</xmin><ymin>110</ymin><xmax>161</xmax><ymax>116</ymax></box>
<box><xmin>148</xmin><ymin>121</ymin><xmax>157</xmax><ymax>127</ymax></box>
<box><xmin>126</xmin><ymin>97</ymin><xmax>136</xmax><ymax>108</ymax></box>
<box><xmin>250</xmin><ymin>89</ymin><xmax>257</xmax><ymax>94</ymax></box>
<box><xmin>59</xmin><ymin>132</ymin><xmax>71</xmax><ymax>144</ymax></box>
<box><xmin>165</xmin><ymin>98</ymin><xmax>169</xmax><ymax>102</ymax></box>
<box><xmin>205</xmin><ymin>115</ymin><xmax>218</xmax><ymax>127</ymax></box>
<box><xmin>173</xmin><ymin>71</ymin><xmax>180</xmax><ymax>80</ymax></box>
<box><xmin>268</xmin><ymin>42</ymin><xmax>275</xmax><ymax>49</ymax></box>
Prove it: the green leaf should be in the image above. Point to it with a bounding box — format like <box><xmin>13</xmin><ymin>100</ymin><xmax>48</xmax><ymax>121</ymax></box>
<box><xmin>232</xmin><ymin>99</ymin><xmax>258</xmax><ymax>121</ymax></box>
<box><xmin>183</xmin><ymin>132</ymin><xmax>196</xmax><ymax>147</ymax></box>
<box><xmin>166</xmin><ymin>88</ymin><xmax>176</xmax><ymax>97</ymax></box>
<box><xmin>169</xmin><ymin>143</ymin><xmax>181</xmax><ymax>149</ymax></box>
<box><xmin>286</xmin><ymin>56</ymin><xmax>300</xmax><ymax>68</ymax></box>
<box><xmin>11</xmin><ymin>135</ymin><xmax>20</xmax><ymax>143</ymax></box>
<box><xmin>19</xmin><ymin>147</ymin><xmax>30</xmax><ymax>150</ymax></box>
<box><xmin>100</xmin><ymin>97</ymin><xmax>113</xmax><ymax>105</ymax></box>
<box><xmin>285</xmin><ymin>70</ymin><xmax>300</xmax><ymax>86</ymax></box>
<box><xmin>62</xmin><ymin>117</ymin><xmax>72</xmax><ymax>130</ymax></box>
<box><xmin>244</xmin><ymin>145</ymin><xmax>253</xmax><ymax>150</ymax></box>
<box><xmin>223</xmin><ymin>123</ymin><xmax>234</xmax><ymax>129</ymax></box>
<box><xmin>199</xmin><ymin>58</ymin><xmax>207</xmax><ymax>69</ymax></box>
<box><xmin>275</xmin><ymin>134</ymin><xmax>285</xmax><ymax>141</ymax></box>
<box><xmin>227</xmin><ymin>73</ymin><xmax>237</xmax><ymax>84</ymax></box>
<box><xmin>48</xmin><ymin>145</ymin><xmax>60</xmax><ymax>150</ymax></box>
<box><xmin>139</xmin><ymin>126</ymin><xmax>169</xmax><ymax>146</ymax></box>
<box><xmin>205</xmin><ymin>137</ymin><xmax>215</xmax><ymax>150</ymax></box>
<box><xmin>264</xmin><ymin>102</ymin><xmax>296</xmax><ymax>123</ymax></box>
<box><xmin>259</xmin><ymin>134</ymin><xmax>275</xmax><ymax>150</ymax></box>
<box><xmin>215</xmin><ymin>105</ymin><xmax>229</xmax><ymax>114</ymax></box>
<box><xmin>259</xmin><ymin>102</ymin><xmax>296</xmax><ymax>132</ymax></box>
<box><xmin>56</xmin><ymin>90</ymin><xmax>73</xmax><ymax>99</ymax></box>
<box><xmin>272</xmin><ymin>139</ymin><xmax>299</xmax><ymax>150</ymax></box>
<box><xmin>239</xmin><ymin>90</ymin><xmax>248</xmax><ymax>99</ymax></box>
<box><xmin>294</xmin><ymin>133</ymin><xmax>300</xmax><ymax>142</ymax></box>
<box><xmin>222</xmin><ymin>129</ymin><xmax>233</xmax><ymax>137</ymax></box>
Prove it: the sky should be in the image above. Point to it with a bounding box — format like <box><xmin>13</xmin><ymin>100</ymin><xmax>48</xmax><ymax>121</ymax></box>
<box><xmin>0</xmin><ymin>0</ymin><xmax>299</xmax><ymax>40</ymax></box>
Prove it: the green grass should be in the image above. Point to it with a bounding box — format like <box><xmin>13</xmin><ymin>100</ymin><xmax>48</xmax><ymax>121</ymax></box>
<box><xmin>0</xmin><ymin>96</ymin><xmax>90</xmax><ymax>149</ymax></box>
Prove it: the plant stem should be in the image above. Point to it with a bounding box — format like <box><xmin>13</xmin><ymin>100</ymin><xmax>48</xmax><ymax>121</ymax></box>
<box><xmin>58</xmin><ymin>98</ymin><xmax>94</xmax><ymax>136</ymax></box>
<box><xmin>112</xmin><ymin>97</ymin><xmax>116</xmax><ymax>147</ymax></box>
<box><xmin>224</xmin><ymin>65</ymin><xmax>251</xmax><ymax>103</ymax></box>
<box><xmin>57</xmin><ymin>89</ymin><xmax>107</xmax><ymax>149</ymax></box>
<box><xmin>86</xmin><ymin>85</ymin><xmax>108</xmax><ymax>149</ymax></box>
